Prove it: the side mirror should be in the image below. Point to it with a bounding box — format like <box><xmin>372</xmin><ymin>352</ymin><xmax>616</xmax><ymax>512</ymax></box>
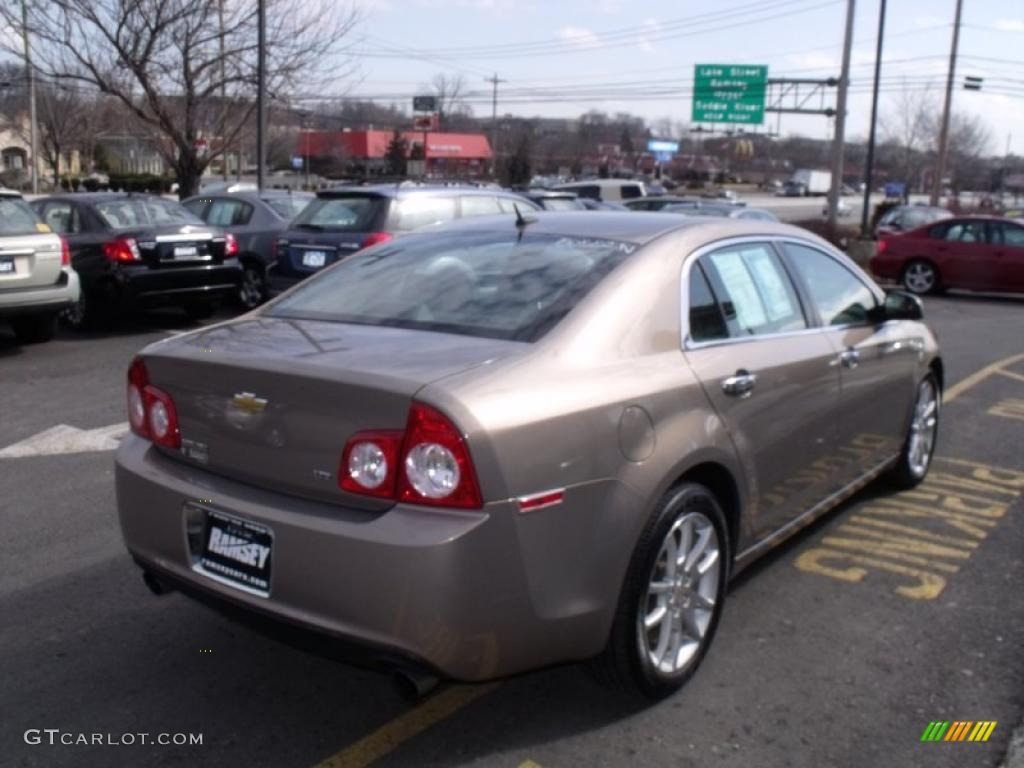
<box><xmin>882</xmin><ymin>290</ymin><xmax>924</xmax><ymax>321</ymax></box>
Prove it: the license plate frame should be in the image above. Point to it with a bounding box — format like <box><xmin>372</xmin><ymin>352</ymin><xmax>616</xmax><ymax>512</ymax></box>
<box><xmin>195</xmin><ymin>508</ymin><xmax>273</xmax><ymax>597</ymax></box>
<box><xmin>302</xmin><ymin>250</ymin><xmax>328</xmax><ymax>268</ymax></box>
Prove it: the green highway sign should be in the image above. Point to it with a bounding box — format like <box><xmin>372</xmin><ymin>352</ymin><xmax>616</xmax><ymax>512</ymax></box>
<box><xmin>692</xmin><ymin>64</ymin><xmax>768</xmax><ymax>125</ymax></box>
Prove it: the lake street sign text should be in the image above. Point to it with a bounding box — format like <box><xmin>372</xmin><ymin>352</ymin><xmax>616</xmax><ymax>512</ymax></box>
<box><xmin>692</xmin><ymin>64</ymin><xmax>768</xmax><ymax>125</ymax></box>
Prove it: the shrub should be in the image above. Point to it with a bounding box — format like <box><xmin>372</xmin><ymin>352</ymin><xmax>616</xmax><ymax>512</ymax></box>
<box><xmin>790</xmin><ymin>218</ymin><xmax>860</xmax><ymax>250</ymax></box>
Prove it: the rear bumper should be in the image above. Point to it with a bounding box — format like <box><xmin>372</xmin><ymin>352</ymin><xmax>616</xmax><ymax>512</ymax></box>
<box><xmin>115</xmin><ymin>436</ymin><xmax>621</xmax><ymax>681</ymax></box>
<box><xmin>0</xmin><ymin>269</ymin><xmax>80</xmax><ymax>317</ymax></box>
<box><xmin>113</xmin><ymin>262</ymin><xmax>243</xmax><ymax>307</ymax></box>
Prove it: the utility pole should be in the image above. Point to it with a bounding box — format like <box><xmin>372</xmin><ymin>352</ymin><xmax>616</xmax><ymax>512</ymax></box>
<box><xmin>931</xmin><ymin>0</ymin><xmax>964</xmax><ymax>206</ymax></box>
<box><xmin>219</xmin><ymin>0</ymin><xmax>228</xmax><ymax>181</ymax></box>
<box><xmin>256</xmin><ymin>0</ymin><xmax>267</xmax><ymax>190</ymax></box>
<box><xmin>21</xmin><ymin>0</ymin><xmax>38</xmax><ymax>194</ymax></box>
<box><xmin>827</xmin><ymin>0</ymin><xmax>856</xmax><ymax>229</ymax></box>
<box><xmin>485</xmin><ymin>73</ymin><xmax>505</xmax><ymax>178</ymax></box>
<box><xmin>860</xmin><ymin>0</ymin><xmax>887</xmax><ymax>237</ymax></box>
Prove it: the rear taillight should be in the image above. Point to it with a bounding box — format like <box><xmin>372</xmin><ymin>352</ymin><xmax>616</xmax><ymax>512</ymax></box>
<box><xmin>340</xmin><ymin>430</ymin><xmax>403</xmax><ymax>498</ymax></box>
<box><xmin>273</xmin><ymin>238</ymin><xmax>288</xmax><ymax>260</ymax></box>
<box><xmin>360</xmin><ymin>231</ymin><xmax>393</xmax><ymax>249</ymax></box>
<box><xmin>224</xmin><ymin>233</ymin><xmax>239</xmax><ymax>258</ymax></box>
<box><xmin>338</xmin><ymin>402</ymin><xmax>482</xmax><ymax>509</ymax></box>
<box><xmin>876</xmin><ymin>238</ymin><xmax>888</xmax><ymax>255</ymax></box>
<box><xmin>104</xmin><ymin>237</ymin><xmax>141</xmax><ymax>263</ymax></box>
<box><xmin>126</xmin><ymin>356</ymin><xmax>181</xmax><ymax>449</ymax></box>
<box><xmin>60</xmin><ymin>236</ymin><xmax>71</xmax><ymax>267</ymax></box>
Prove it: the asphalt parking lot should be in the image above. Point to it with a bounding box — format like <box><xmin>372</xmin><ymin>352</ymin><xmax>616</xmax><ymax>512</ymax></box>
<box><xmin>2</xmin><ymin>293</ymin><xmax>1022</xmax><ymax>768</ymax></box>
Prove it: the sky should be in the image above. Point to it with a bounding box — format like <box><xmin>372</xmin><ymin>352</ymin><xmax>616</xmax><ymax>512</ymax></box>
<box><xmin>337</xmin><ymin>0</ymin><xmax>1024</xmax><ymax>154</ymax></box>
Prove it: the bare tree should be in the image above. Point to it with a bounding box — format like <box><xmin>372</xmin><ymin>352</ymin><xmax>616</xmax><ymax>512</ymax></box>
<box><xmin>3</xmin><ymin>0</ymin><xmax>360</xmax><ymax>197</ymax></box>
<box><xmin>429</xmin><ymin>74</ymin><xmax>471</xmax><ymax>130</ymax></box>
<box><xmin>879</xmin><ymin>85</ymin><xmax>934</xmax><ymax>188</ymax></box>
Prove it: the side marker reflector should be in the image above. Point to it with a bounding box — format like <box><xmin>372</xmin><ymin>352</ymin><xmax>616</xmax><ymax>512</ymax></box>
<box><xmin>517</xmin><ymin>489</ymin><xmax>565</xmax><ymax>513</ymax></box>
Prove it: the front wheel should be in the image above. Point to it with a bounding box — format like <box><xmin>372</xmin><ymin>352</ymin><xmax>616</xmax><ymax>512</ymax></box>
<box><xmin>592</xmin><ymin>483</ymin><xmax>729</xmax><ymax>699</ymax></box>
<box><xmin>887</xmin><ymin>374</ymin><xmax>940</xmax><ymax>489</ymax></box>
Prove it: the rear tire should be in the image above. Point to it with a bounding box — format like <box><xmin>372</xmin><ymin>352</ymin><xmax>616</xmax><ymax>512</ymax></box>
<box><xmin>11</xmin><ymin>312</ymin><xmax>58</xmax><ymax>344</ymax></box>
<box><xmin>238</xmin><ymin>262</ymin><xmax>268</xmax><ymax>309</ymax></box>
<box><xmin>60</xmin><ymin>287</ymin><xmax>101</xmax><ymax>330</ymax></box>
<box><xmin>591</xmin><ymin>482</ymin><xmax>729</xmax><ymax>699</ymax></box>
<box><xmin>902</xmin><ymin>259</ymin><xmax>940</xmax><ymax>295</ymax></box>
<box><xmin>887</xmin><ymin>374</ymin><xmax>940</xmax><ymax>490</ymax></box>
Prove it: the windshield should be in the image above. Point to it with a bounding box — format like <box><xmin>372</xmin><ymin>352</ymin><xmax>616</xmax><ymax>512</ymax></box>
<box><xmin>95</xmin><ymin>197</ymin><xmax>204</xmax><ymax>230</ymax></box>
<box><xmin>0</xmin><ymin>197</ymin><xmax>44</xmax><ymax>236</ymax></box>
<box><xmin>291</xmin><ymin>195</ymin><xmax>382</xmax><ymax>231</ymax></box>
<box><xmin>267</xmin><ymin>231</ymin><xmax>637</xmax><ymax>342</ymax></box>
<box><xmin>265</xmin><ymin>194</ymin><xmax>314</xmax><ymax>221</ymax></box>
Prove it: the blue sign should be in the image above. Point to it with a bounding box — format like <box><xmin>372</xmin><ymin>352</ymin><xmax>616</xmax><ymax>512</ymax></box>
<box><xmin>292</xmin><ymin>156</ymin><xmax>304</xmax><ymax>170</ymax></box>
<box><xmin>647</xmin><ymin>139</ymin><xmax>680</xmax><ymax>154</ymax></box>
<box><xmin>885</xmin><ymin>182</ymin><xmax>907</xmax><ymax>199</ymax></box>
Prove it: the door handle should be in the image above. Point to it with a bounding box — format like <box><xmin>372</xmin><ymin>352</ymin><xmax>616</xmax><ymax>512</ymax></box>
<box><xmin>722</xmin><ymin>370</ymin><xmax>757</xmax><ymax>397</ymax></box>
<box><xmin>839</xmin><ymin>348</ymin><xmax>860</xmax><ymax>369</ymax></box>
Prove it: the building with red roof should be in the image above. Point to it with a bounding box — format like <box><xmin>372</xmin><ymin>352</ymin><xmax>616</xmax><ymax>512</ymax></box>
<box><xmin>296</xmin><ymin>130</ymin><xmax>493</xmax><ymax>178</ymax></box>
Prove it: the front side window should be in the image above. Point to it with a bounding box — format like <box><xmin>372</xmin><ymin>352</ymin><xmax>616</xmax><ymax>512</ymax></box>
<box><xmin>620</xmin><ymin>184</ymin><xmax>643</xmax><ymax>200</ymax></box>
<box><xmin>783</xmin><ymin>243</ymin><xmax>877</xmax><ymax>326</ymax></box>
<box><xmin>700</xmin><ymin>243</ymin><xmax>806</xmax><ymax>337</ymax></box>
<box><xmin>267</xmin><ymin>232</ymin><xmax>636</xmax><ymax>342</ymax></box>
<box><xmin>207</xmin><ymin>199</ymin><xmax>253</xmax><ymax>227</ymax></box>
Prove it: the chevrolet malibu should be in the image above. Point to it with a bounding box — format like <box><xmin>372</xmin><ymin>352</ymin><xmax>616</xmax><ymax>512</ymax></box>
<box><xmin>116</xmin><ymin>213</ymin><xmax>943</xmax><ymax>698</ymax></box>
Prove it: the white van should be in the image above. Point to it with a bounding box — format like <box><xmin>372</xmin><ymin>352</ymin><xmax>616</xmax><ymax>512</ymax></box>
<box><xmin>553</xmin><ymin>179</ymin><xmax>647</xmax><ymax>203</ymax></box>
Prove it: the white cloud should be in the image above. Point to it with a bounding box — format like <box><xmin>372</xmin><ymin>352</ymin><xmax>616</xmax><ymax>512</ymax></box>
<box><xmin>559</xmin><ymin>26</ymin><xmax>600</xmax><ymax>48</ymax></box>
<box><xmin>638</xmin><ymin>18</ymin><xmax>660</xmax><ymax>52</ymax></box>
<box><xmin>995</xmin><ymin>18</ymin><xmax>1024</xmax><ymax>32</ymax></box>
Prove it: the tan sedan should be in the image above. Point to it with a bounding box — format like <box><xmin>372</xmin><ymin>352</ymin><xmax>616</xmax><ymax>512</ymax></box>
<box><xmin>116</xmin><ymin>213</ymin><xmax>941</xmax><ymax>698</ymax></box>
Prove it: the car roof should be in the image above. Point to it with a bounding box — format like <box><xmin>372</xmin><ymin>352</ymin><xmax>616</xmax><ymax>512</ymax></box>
<box><xmin>524</xmin><ymin>189</ymin><xmax>578</xmax><ymax>199</ymax></box>
<box><xmin>184</xmin><ymin>189</ymin><xmax>314</xmax><ymax>203</ymax></box>
<box><xmin>317</xmin><ymin>183</ymin><xmax>526</xmax><ymax>199</ymax></box>
<box><xmin>34</xmin><ymin>192</ymin><xmax>164</xmax><ymax>204</ymax></box>
<box><xmin>556</xmin><ymin>179</ymin><xmax>645</xmax><ymax>188</ymax></box>
<box><xmin>419</xmin><ymin>210</ymin><xmax>815</xmax><ymax>245</ymax></box>
<box><xmin>0</xmin><ymin>187</ymin><xmax>21</xmax><ymax>198</ymax></box>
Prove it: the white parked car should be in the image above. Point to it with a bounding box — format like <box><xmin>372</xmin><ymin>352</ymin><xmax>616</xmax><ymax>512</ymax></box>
<box><xmin>0</xmin><ymin>189</ymin><xmax>80</xmax><ymax>343</ymax></box>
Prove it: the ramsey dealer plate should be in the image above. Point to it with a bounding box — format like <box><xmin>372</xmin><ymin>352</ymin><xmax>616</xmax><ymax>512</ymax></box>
<box><xmin>0</xmin><ymin>257</ymin><xmax>15</xmax><ymax>273</ymax></box>
<box><xmin>195</xmin><ymin>509</ymin><xmax>273</xmax><ymax>596</ymax></box>
<box><xmin>301</xmin><ymin>250</ymin><xmax>327</xmax><ymax>268</ymax></box>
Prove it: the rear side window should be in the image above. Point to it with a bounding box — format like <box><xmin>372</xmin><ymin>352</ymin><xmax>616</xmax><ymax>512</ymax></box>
<box><xmin>460</xmin><ymin>196</ymin><xmax>502</xmax><ymax>218</ymax></box>
<box><xmin>267</xmin><ymin>232</ymin><xmax>637</xmax><ymax>342</ymax></box>
<box><xmin>700</xmin><ymin>243</ymin><xmax>806</xmax><ymax>337</ymax></box>
<box><xmin>571</xmin><ymin>185</ymin><xmax>600</xmax><ymax>200</ymax></box>
<box><xmin>292</xmin><ymin>196</ymin><xmax>382</xmax><ymax>232</ymax></box>
<box><xmin>39</xmin><ymin>201</ymin><xmax>81</xmax><ymax>234</ymax></box>
<box><xmin>0</xmin><ymin>198</ymin><xmax>41</xmax><ymax>236</ymax></box>
<box><xmin>783</xmin><ymin>243</ymin><xmax>877</xmax><ymax>326</ymax></box>
<box><xmin>688</xmin><ymin>264</ymin><xmax>728</xmax><ymax>343</ymax></box>
<box><xmin>994</xmin><ymin>223</ymin><xmax>1024</xmax><ymax>247</ymax></box>
<box><xmin>207</xmin><ymin>199</ymin><xmax>253</xmax><ymax>227</ymax></box>
<box><xmin>387</xmin><ymin>196</ymin><xmax>457</xmax><ymax>231</ymax></box>
<box><xmin>620</xmin><ymin>184</ymin><xmax>643</xmax><ymax>200</ymax></box>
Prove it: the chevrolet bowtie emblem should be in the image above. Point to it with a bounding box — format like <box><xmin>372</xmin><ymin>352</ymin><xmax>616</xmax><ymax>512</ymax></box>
<box><xmin>231</xmin><ymin>392</ymin><xmax>268</xmax><ymax>414</ymax></box>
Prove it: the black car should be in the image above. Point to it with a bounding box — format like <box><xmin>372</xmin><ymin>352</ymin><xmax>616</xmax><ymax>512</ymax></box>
<box><xmin>622</xmin><ymin>194</ymin><xmax>700</xmax><ymax>212</ymax></box>
<box><xmin>182</xmin><ymin>187</ymin><xmax>313</xmax><ymax>308</ymax></box>
<box><xmin>31</xmin><ymin>193</ymin><xmax>243</xmax><ymax>327</ymax></box>
<box><xmin>273</xmin><ymin>183</ymin><xmax>540</xmax><ymax>288</ymax></box>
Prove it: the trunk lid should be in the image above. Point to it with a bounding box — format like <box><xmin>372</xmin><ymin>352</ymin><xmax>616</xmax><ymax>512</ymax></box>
<box><xmin>0</xmin><ymin>232</ymin><xmax>64</xmax><ymax>290</ymax></box>
<box><xmin>127</xmin><ymin>224</ymin><xmax>230</xmax><ymax>268</ymax></box>
<box><xmin>141</xmin><ymin>316</ymin><xmax>524</xmax><ymax>507</ymax></box>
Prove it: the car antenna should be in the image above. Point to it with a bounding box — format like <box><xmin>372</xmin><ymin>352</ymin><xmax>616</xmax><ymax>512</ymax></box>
<box><xmin>513</xmin><ymin>204</ymin><xmax>536</xmax><ymax>228</ymax></box>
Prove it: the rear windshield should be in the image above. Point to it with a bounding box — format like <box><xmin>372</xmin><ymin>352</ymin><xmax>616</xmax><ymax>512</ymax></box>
<box><xmin>95</xmin><ymin>198</ymin><xmax>204</xmax><ymax>230</ymax></box>
<box><xmin>265</xmin><ymin>194</ymin><xmax>313</xmax><ymax>221</ymax></box>
<box><xmin>0</xmin><ymin>197</ymin><xmax>43</xmax><ymax>236</ymax></box>
<box><xmin>291</xmin><ymin>195</ymin><xmax>382</xmax><ymax>231</ymax></box>
<box><xmin>267</xmin><ymin>231</ymin><xmax>637</xmax><ymax>342</ymax></box>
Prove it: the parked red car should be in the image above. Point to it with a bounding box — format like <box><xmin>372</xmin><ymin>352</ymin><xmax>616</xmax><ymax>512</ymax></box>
<box><xmin>870</xmin><ymin>215</ymin><xmax>1024</xmax><ymax>295</ymax></box>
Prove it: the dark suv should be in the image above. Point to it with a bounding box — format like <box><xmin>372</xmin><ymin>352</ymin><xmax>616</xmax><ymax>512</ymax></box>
<box><xmin>272</xmin><ymin>183</ymin><xmax>540</xmax><ymax>288</ymax></box>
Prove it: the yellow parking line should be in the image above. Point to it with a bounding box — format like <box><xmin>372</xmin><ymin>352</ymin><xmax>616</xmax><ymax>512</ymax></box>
<box><xmin>943</xmin><ymin>353</ymin><xmax>1024</xmax><ymax>404</ymax></box>
<box><xmin>310</xmin><ymin>684</ymin><xmax>499</xmax><ymax>768</ymax></box>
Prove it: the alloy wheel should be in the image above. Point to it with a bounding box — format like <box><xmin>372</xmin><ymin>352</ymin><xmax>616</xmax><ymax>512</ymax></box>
<box><xmin>904</xmin><ymin>262</ymin><xmax>936</xmax><ymax>294</ymax></box>
<box><xmin>639</xmin><ymin>511</ymin><xmax>721</xmax><ymax>675</ymax></box>
<box><xmin>239</xmin><ymin>266</ymin><xmax>265</xmax><ymax>309</ymax></box>
<box><xmin>907</xmin><ymin>378</ymin><xmax>939</xmax><ymax>478</ymax></box>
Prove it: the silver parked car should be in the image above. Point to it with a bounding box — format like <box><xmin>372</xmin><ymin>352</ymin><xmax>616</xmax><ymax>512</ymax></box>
<box><xmin>116</xmin><ymin>213</ymin><xmax>941</xmax><ymax>698</ymax></box>
<box><xmin>0</xmin><ymin>189</ymin><xmax>80</xmax><ymax>343</ymax></box>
